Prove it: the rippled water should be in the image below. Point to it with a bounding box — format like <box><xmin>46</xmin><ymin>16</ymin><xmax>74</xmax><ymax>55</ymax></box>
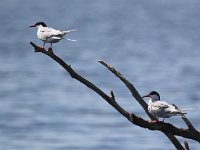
<box><xmin>0</xmin><ymin>0</ymin><xmax>200</xmax><ymax>149</ymax></box>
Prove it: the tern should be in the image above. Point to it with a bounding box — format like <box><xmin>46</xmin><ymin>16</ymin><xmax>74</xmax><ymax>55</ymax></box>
<box><xmin>30</xmin><ymin>22</ymin><xmax>76</xmax><ymax>48</ymax></box>
<box><xmin>142</xmin><ymin>91</ymin><xmax>187</xmax><ymax>121</ymax></box>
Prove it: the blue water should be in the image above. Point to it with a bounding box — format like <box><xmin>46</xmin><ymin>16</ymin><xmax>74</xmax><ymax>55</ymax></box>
<box><xmin>0</xmin><ymin>0</ymin><xmax>200</xmax><ymax>149</ymax></box>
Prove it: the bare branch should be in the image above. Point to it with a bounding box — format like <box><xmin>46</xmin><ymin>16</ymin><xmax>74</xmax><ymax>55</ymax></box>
<box><xmin>98</xmin><ymin>60</ymin><xmax>154</xmax><ymax>117</ymax></box>
<box><xmin>30</xmin><ymin>43</ymin><xmax>200</xmax><ymax>149</ymax></box>
<box><xmin>129</xmin><ymin>113</ymin><xmax>200</xmax><ymax>142</ymax></box>
<box><xmin>98</xmin><ymin>60</ymin><xmax>200</xmax><ymax>149</ymax></box>
<box><xmin>30</xmin><ymin>42</ymin><xmax>129</xmax><ymax>118</ymax></box>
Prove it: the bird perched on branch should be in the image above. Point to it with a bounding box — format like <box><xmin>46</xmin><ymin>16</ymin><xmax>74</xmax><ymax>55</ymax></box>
<box><xmin>30</xmin><ymin>22</ymin><xmax>76</xmax><ymax>48</ymax></box>
<box><xmin>142</xmin><ymin>91</ymin><xmax>187</xmax><ymax>121</ymax></box>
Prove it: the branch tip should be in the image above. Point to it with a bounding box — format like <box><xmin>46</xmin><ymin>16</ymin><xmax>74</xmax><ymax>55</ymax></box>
<box><xmin>30</xmin><ymin>41</ymin><xmax>37</xmax><ymax>49</ymax></box>
<box><xmin>97</xmin><ymin>60</ymin><xmax>102</xmax><ymax>62</ymax></box>
<box><xmin>173</xmin><ymin>104</ymin><xmax>196</xmax><ymax>131</ymax></box>
<box><xmin>110</xmin><ymin>90</ymin><xmax>115</xmax><ymax>101</ymax></box>
<box><xmin>184</xmin><ymin>141</ymin><xmax>190</xmax><ymax>150</ymax></box>
<box><xmin>30</xmin><ymin>41</ymin><xmax>46</xmax><ymax>52</ymax></box>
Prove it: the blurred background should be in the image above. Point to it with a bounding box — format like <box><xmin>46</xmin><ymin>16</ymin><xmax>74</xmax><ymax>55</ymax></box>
<box><xmin>0</xmin><ymin>0</ymin><xmax>200</xmax><ymax>149</ymax></box>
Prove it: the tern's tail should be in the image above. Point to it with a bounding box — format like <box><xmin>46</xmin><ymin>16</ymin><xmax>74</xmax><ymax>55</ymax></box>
<box><xmin>172</xmin><ymin>104</ymin><xmax>191</xmax><ymax>114</ymax></box>
<box><xmin>174</xmin><ymin>109</ymin><xmax>187</xmax><ymax>118</ymax></box>
<box><xmin>61</xmin><ymin>29</ymin><xmax>77</xmax><ymax>41</ymax></box>
<box><xmin>63</xmin><ymin>29</ymin><xmax>77</xmax><ymax>34</ymax></box>
<box><xmin>63</xmin><ymin>38</ymin><xmax>77</xmax><ymax>42</ymax></box>
<box><xmin>181</xmin><ymin>108</ymin><xmax>193</xmax><ymax>111</ymax></box>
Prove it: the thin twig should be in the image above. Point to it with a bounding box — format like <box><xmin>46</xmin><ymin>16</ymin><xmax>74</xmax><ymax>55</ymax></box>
<box><xmin>110</xmin><ymin>90</ymin><xmax>116</xmax><ymax>102</ymax></box>
<box><xmin>184</xmin><ymin>141</ymin><xmax>190</xmax><ymax>150</ymax></box>
<box><xmin>173</xmin><ymin>104</ymin><xmax>196</xmax><ymax>131</ymax></box>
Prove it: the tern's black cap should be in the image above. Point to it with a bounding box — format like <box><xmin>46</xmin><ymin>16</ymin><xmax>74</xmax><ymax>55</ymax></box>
<box><xmin>149</xmin><ymin>91</ymin><xmax>159</xmax><ymax>96</ymax></box>
<box><xmin>34</xmin><ymin>22</ymin><xmax>47</xmax><ymax>27</ymax></box>
<box><xmin>149</xmin><ymin>91</ymin><xmax>160</xmax><ymax>100</ymax></box>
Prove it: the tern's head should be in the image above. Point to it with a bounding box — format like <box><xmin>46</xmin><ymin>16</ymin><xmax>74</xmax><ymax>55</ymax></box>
<box><xmin>142</xmin><ymin>91</ymin><xmax>160</xmax><ymax>101</ymax></box>
<box><xmin>29</xmin><ymin>22</ymin><xmax>47</xmax><ymax>28</ymax></box>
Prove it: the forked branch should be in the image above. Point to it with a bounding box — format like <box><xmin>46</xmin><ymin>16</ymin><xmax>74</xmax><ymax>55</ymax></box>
<box><xmin>98</xmin><ymin>60</ymin><xmax>198</xmax><ymax>131</ymax></box>
<box><xmin>30</xmin><ymin>42</ymin><xmax>200</xmax><ymax>149</ymax></box>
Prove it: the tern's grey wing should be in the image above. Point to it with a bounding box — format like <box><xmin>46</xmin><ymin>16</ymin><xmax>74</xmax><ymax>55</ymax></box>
<box><xmin>152</xmin><ymin>101</ymin><xmax>169</xmax><ymax>110</ymax></box>
<box><xmin>47</xmin><ymin>27</ymin><xmax>67</xmax><ymax>37</ymax></box>
<box><xmin>149</xmin><ymin>101</ymin><xmax>171</xmax><ymax>117</ymax></box>
<box><xmin>39</xmin><ymin>27</ymin><xmax>63</xmax><ymax>39</ymax></box>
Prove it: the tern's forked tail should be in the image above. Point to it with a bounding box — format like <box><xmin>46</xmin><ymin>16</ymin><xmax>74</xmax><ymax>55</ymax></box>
<box><xmin>62</xmin><ymin>29</ymin><xmax>77</xmax><ymax>42</ymax></box>
<box><xmin>63</xmin><ymin>29</ymin><xmax>77</xmax><ymax>34</ymax></box>
<box><xmin>172</xmin><ymin>104</ymin><xmax>192</xmax><ymax>114</ymax></box>
<box><xmin>175</xmin><ymin>108</ymin><xmax>190</xmax><ymax>118</ymax></box>
<box><xmin>64</xmin><ymin>38</ymin><xmax>77</xmax><ymax>42</ymax></box>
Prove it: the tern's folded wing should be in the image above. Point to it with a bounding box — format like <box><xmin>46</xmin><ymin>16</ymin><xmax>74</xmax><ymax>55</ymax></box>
<box><xmin>151</xmin><ymin>101</ymin><xmax>169</xmax><ymax>112</ymax></box>
<box><xmin>39</xmin><ymin>27</ymin><xmax>63</xmax><ymax>39</ymax></box>
<box><xmin>155</xmin><ymin>101</ymin><xmax>169</xmax><ymax>107</ymax></box>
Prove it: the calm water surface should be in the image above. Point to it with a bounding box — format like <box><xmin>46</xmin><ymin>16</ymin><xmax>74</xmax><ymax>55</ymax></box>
<box><xmin>0</xmin><ymin>0</ymin><xmax>200</xmax><ymax>149</ymax></box>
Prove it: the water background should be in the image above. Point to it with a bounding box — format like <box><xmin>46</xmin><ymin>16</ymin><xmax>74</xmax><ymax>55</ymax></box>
<box><xmin>0</xmin><ymin>0</ymin><xmax>200</xmax><ymax>149</ymax></box>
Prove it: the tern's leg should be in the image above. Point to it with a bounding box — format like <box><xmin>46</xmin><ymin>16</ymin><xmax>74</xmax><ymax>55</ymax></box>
<box><xmin>50</xmin><ymin>43</ymin><xmax>52</xmax><ymax>48</ymax></box>
<box><xmin>162</xmin><ymin>118</ymin><xmax>165</xmax><ymax>122</ymax></box>
<box><xmin>43</xmin><ymin>42</ymin><xmax>45</xmax><ymax>48</ymax></box>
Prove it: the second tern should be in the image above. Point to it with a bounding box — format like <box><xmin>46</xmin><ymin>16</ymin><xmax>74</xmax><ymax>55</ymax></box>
<box><xmin>142</xmin><ymin>91</ymin><xmax>187</xmax><ymax>121</ymax></box>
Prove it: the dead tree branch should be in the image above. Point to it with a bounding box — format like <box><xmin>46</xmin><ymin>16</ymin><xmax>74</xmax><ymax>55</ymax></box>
<box><xmin>30</xmin><ymin>42</ymin><xmax>200</xmax><ymax>149</ymax></box>
<box><xmin>98</xmin><ymin>60</ymin><xmax>200</xmax><ymax>148</ymax></box>
<box><xmin>173</xmin><ymin>104</ymin><xmax>196</xmax><ymax>131</ymax></box>
<box><xmin>30</xmin><ymin>42</ymin><xmax>129</xmax><ymax>118</ymax></box>
<box><xmin>97</xmin><ymin>63</ymin><xmax>199</xmax><ymax>118</ymax></box>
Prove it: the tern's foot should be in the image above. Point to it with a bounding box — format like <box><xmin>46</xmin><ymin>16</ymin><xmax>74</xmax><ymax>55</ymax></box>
<box><xmin>48</xmin><ymin>47</ymin><xmax>53</xmax><ymax>53</ymax></box>
<box><xmin>148</xmin><ymin>120</ymin><xmax>160</xmax><ymax>123</ymax></box>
